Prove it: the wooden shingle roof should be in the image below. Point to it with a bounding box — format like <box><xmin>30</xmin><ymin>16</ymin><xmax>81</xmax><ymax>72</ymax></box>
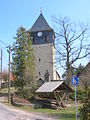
<box><xmin>36</xmin><ymin>81</ymin><xmax>73</xmax><ymax>93</ymax></box>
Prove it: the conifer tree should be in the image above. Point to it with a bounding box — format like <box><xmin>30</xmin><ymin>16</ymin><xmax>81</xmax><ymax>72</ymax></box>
<box><xmin>12</xmin><ymin>27</ymin><xmax>35</xmax><ymax>92</ymax></box>
<box><xmin>24</xmin><ymin>31</ymin><xmax>35</xmax><ymax>96</ymax></box>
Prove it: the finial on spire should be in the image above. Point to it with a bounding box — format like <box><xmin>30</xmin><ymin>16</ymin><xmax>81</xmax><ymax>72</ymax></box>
<box><xmin>40</xmin><ymin>7</ymin><xmax>42</xmax><ymax>14</ymax></box>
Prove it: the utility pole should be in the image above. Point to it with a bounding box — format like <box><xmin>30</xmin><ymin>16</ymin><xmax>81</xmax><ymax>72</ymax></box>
<box><xmin>0</xmin><ymin>49</ymin><xmax>2</xmax><ymax>89</ymax></box>
<box><xmin>0</xmin><ymin>40</ymin><xmax>11</xmax><ymax>103</ymax></box>
<box><xmin>8</xmin><ymin>45</ymin><xmax>11</xmax><ymax>103</ymax></box>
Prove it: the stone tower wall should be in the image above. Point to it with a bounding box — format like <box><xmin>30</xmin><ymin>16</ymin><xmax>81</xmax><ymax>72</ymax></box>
<box><xmin>32</xmin><ymin>43</ymin><xmax>56</xmax><ymax>81</ymax></box>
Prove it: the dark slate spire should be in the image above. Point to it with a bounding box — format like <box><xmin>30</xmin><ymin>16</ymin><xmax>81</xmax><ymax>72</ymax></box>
<box><xmin>30</xmin><ymin>13</ymin><xmax>53</xmax><ymax>32</ymax></box>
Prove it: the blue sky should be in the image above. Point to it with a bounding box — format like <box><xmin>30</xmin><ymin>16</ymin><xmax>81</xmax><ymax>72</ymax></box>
<box><xmin>0</xmin><ymin>0</ymin><xmax>90</xmax><ymax>74</ymax></box>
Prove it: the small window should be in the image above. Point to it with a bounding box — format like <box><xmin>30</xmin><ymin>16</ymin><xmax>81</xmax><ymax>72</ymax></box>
<box><xmin>45</xmin><ymin>36</ymin><xmax>49</xmax><ymax>42</ymax></box>
<box><xmin>39</xmin><ymin>72</ymin><xmax>41</xmax><ymax>76</ymax></box>
<box><xmin>39</xmin><ymin>58</ymin><xmax>41</xmax><ymax>62</ymax></box>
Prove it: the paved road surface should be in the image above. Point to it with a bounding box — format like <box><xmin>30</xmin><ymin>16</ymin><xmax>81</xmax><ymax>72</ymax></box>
<box><xmin>0</xmin><ymin>103</ymin><xmax>57</xmax><ymax>120</ymax></box>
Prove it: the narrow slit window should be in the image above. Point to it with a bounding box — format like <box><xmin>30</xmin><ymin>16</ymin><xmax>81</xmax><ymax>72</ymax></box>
<box><xmin>39</xmin><ymin>58</ymin><xmax>41</xmax><ymax>62</ymax></box>
<box><xmin>45</xmin><ymin>36</ymin><xmax>49</xmax><ymax>42</ymax></box>
<box><xmin>39</xmin><ymin>72</ymin><xmax>41</xmax><ymax>76</ymax></box>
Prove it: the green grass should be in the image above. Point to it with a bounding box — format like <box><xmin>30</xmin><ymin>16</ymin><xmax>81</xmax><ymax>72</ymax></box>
<box><xmin>5</xmin><ymin>103</ymin><xmax>80</xmax><ymax>120</ymax></box>
<box><xmin>0</xmin><ymin>87</ymin><xmax>16</xmax><ymax>94</ymax></box>
<box><xmin>32</xmin><ymin>107</ymin><xmax>80</xmax><ymax>120</ymax></box>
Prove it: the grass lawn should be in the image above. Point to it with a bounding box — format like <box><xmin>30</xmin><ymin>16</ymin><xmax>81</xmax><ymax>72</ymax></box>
<box><xmin>35</xmin><ymin>107</ymin><xmax>80</xmax><ymax>120</ymax></box>
<box><xmin>0</xmin><ymin>87</ymin><xmax>15</xmax><ymax>94</ymax></box>
<box><xmin>34</xmin><ymin>107</ymin><xmax>80</xmax><ymax>120</ymax></box>
<box><xmin>6</xmin><ymin>103</ymin><xmax>80</xmax><ymax>120</ymax></box>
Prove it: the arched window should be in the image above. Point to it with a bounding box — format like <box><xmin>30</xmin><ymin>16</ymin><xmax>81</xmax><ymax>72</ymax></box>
<box><xmin>44</xmin><ymin>36</ymin><xmax>49</xmax><ymax>43</ymax></box>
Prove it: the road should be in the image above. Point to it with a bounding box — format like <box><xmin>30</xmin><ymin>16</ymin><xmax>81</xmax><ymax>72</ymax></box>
<box><xmin>0</xmin><ymin>102</ymin><xmax>57</xmax><ymax>120</ymax></box>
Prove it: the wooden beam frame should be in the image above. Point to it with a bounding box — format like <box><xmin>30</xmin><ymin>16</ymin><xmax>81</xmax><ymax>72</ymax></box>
<box><xmin>54</xmin><ymin>90</ymin><xmax>66</xmax><ymax>109</ymax></box>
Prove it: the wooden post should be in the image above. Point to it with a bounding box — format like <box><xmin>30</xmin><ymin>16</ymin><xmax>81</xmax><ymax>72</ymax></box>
<box><xmin>8</xmin><ymin>45</ymin><xmax>11</xmax><ymax>103</ymax></box>
<box><xmin>87</xmin><ymin>112</ymin><xmax>90</xmax><ymax>120</ymax></box>
<box><xmin>0</xmin><ymin>49</ymin><xmax>2</xmax><ymax>89</ymax></box>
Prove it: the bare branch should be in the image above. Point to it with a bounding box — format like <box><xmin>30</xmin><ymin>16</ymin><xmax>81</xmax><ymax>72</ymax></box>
<box><xmin>53</xmin><ymin>16</ymin><xmax>90</xmax><ymax>84</ymax></box>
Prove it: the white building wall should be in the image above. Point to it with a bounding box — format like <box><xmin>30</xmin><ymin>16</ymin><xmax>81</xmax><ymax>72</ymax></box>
<box><xmin>52</xmin><ymin>45</ymin><xmax>56</xmax><ymax>80</ymax></box>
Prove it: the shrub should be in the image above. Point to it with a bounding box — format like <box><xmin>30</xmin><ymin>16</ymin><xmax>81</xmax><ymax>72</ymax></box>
<box><xmin>69</xmin><ymin>89</ymin><xmax>86</xmax><ymax>100</ymax></box>
<box><xmin>79</xmin><ymin>89</ymin><xmax>90</xmax><ymax>120</ymax></box>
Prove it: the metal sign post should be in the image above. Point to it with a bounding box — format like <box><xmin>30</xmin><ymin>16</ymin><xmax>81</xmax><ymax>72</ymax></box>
<box><xmin>72</xmin><ymin>76</ymin><xmax>78</xmax><ymax>120</ymax></box>
<box><xmin>75</xmin><ymin>84</ymin><xmax>77</xmax><ymax>120</ymax></box>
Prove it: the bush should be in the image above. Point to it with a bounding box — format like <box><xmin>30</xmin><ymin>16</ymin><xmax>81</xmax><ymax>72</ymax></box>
<box><xmin>79</xmin><ymin>89</ymin><xmax>90</xmax><ymax>120</ymax></box>
<box><xmin>69</xmin><ymin>89</ymin><xmax>86</xmax><ymax>100</ymax></box>
<box><xmin>15</xmin><ymin>86</ymin><xmax>37</xmax><ymax>100</ymax></box>
<box><xmin>14</xmin><ymin>80</ymin><xmax>37</xmax><ymax>100</ymax></box>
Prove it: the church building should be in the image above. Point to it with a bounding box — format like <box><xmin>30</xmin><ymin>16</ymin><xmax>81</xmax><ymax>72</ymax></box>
<box><xmin>30</xmin><ymin>13</ymin><xmax>60</xmax><ymax>83</ymax></box>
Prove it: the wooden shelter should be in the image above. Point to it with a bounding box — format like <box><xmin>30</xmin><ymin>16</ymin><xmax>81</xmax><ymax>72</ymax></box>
<box><xmin>36</xmin><ymin>81</ymin><xmax>73</xmax><ymax>109</ymax></box>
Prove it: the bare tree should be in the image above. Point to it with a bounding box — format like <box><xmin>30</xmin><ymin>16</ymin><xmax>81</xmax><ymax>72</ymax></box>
<box><xmin>53</xmin><ymin>16</ymin><xmax>90</xmax><ymax>85</ymax></box>
<box><xmin>2</xmin><ymin>70</ymin><xmax>9</xmax><ymax>88</ymax></box>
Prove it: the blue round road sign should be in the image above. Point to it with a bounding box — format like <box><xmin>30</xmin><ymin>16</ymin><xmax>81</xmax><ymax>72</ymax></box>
<box><xmin>72</xmin><ymin>75</ymin><xmax>78</xmax><ymax>86</ymax></box>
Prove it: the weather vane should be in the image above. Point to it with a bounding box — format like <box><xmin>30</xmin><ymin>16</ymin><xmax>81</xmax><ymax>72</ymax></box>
<box><xmin>40</xmin><ymin>7</ymin><xmax>42</xmax><ymax>14</ymax></box>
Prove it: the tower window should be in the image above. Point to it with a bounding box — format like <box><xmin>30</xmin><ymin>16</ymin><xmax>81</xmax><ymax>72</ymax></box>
<box><xmin>39</xmin><ymin>58</ymin><xmax>41</xmax><ymax>62</ymax></box>
<box><xmin>39</xmin><ymin>72</ymin><xmax>41</xmax><ymax>76</ymax></box>
<box><xmin>44</xmin><ymin>36</ymin><xmax>49</xmax><ymax>42</ymax></box>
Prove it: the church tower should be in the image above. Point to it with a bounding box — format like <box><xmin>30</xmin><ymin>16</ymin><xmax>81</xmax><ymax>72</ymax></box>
<box><xmin>30</xmin><ymin>13</ymin><xmax>57</xmax><ymax>83</ymax></box>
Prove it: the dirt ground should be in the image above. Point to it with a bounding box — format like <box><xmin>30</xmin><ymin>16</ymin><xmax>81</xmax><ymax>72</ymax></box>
<box><xmin>0</xmin><ymin>97</ymin><xmax>57</xmax><ymax>120</ymax></box>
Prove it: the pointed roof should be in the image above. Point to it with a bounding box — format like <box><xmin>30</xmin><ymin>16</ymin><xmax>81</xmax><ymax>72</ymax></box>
<box><xmin>30</xmin><ymin>13</ymin><xmax>53</xmax><ymax>32</ymax></box>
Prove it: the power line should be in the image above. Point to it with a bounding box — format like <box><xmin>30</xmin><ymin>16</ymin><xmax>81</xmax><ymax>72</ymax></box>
<box><xmin>0</xmin><ymin>39</ymin><xmax>8</xmax><ymax>47</ymax></box>
<box><xmin>0</xmin><ymin>46</ymin><xmax>7</xmax><ymax>49</ymax></box>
